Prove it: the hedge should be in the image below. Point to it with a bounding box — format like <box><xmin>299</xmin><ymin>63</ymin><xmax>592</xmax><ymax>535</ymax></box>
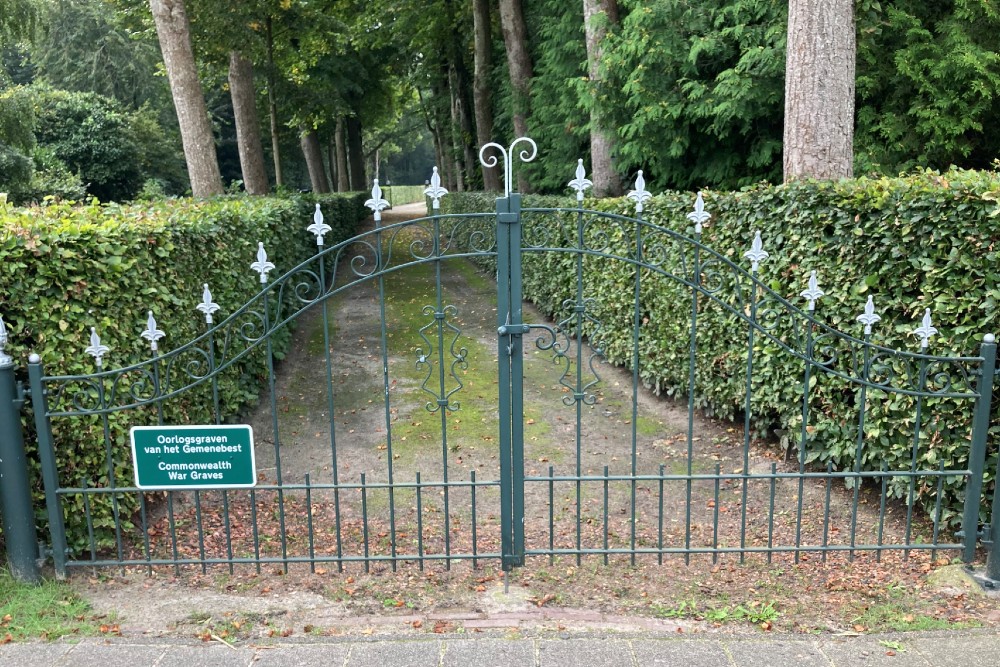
<box><xmin>0</xmin><ymin>192</ymin><xmax>368</xmax><ymax>552</ymax></box>
<box><xmin>442</xmin><ymin>168</ymin><xmax>1000</xmax><ymax>529</ymax></box>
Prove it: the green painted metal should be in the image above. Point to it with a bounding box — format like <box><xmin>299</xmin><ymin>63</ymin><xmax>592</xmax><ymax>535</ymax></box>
<box><xmin>5</xmin><ymin>170</ymin><xmax>997</xmax><ymax>579</ymax></box>
<box><xmin>0</xmin><ymin>360</ymin><xmax>40</xmax><ymax>583</ymax></box>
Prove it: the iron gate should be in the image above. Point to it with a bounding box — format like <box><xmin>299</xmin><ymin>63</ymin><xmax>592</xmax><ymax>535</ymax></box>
<box><xmin>1</xmin><ymin>137</ymin><xmax>998</xmax><ymax>582</ymax></box>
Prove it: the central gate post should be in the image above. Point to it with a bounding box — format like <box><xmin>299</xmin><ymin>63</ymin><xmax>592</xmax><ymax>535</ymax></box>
<box><xmin>963</xmin><ymin>334</ymin><xmax>996</xmax><ymax>564</ymax></box>
<box><xmin>497</xmin><ymin>193</ymin><xmax>526</xmax><ymax>571</ymax></box>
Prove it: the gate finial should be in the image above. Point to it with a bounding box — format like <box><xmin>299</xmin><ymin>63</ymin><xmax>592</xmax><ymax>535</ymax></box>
<box><xmin>424</xmin><ymin>166</ymin><xmax>449</xmax><ymax>209</ymax></box>
<box><xmin>626</xmin><ymin>171</ymin><xmax>652</xmax><ymax>213</ymax></box>
<box><xmin>913</xmin><ymin>308</ymin><xmax>938</xmax><ymax>349</ymax></box>
<box><xmin>365</xmin><ymin>179</ymin><xmax>390</xmax><ymax>222</ymax></box>
<box><xmin>686</xmin><ymin>192</ymin><xmax>710</xmax><ymax>233</ymax></box>
<box><xmin>307</xmin><ymin>203</ymin><xmax>331</xmax><ymax>246</ymax></box>
<box><xmin>478</xmin><ymin>137</ymin><xmax>537</xmax><ymax>197</ymax></box>
<box><xmin>567</xmin><ymin>159</ymin><xmax>592</xmax><ymax>202</ymax></box>
<box><xmin>857</xmin><ymin>295</ymin><xmax>881</xmax><ymax>335</ymax></box>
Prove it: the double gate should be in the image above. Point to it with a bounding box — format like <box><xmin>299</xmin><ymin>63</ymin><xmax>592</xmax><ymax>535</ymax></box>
<box><xmin>1</xmin><ymin>138</ymin><xmax>998</xmax><ymax>582</ymax></box>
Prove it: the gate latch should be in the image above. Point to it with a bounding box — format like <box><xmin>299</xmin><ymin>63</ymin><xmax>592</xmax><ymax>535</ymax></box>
<box><xmin>498</xmin><ymin>324</ymin><xmax>530</xmax><ymax>337</ymax></box>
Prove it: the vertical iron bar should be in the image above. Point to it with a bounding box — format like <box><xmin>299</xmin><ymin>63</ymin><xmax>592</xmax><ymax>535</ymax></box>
<box><xmin>96</xmin><ymin>379</ymin><xmax>124</xmax><ymax>568</ymax></box>
<box><xmin>208</xmin><ymin>329</ymin><xmax>221</xmax><ymax>424</ymax></box>
<box><xmin>794</xmin><ymin>319</ymin><xmax>814</xmax><ymax>563</ymax></box>
<box><xmin>658</xmin><ymin>463</ymin><xmax>665</xmax><ymax>565</ymax></box>
<box><xmin>574</xmin><ymin>206</ymin><xmax>585</xmax><ymax>567</ymax></box>
<box><xmin>985</xmin><ymin>450</ymin><xmax>1000</xmax><ymax>579</ymax></box>
<box><xmin>28</xmin><ymin>357</ymin><xmax>68</xmax><ymax>578</ymax></box>
<box><xmin>740</xmin><ymin>270</ymin><xmax>760</xmax><ymax>564</ymax></box>
<box><xmin>548</xmin><ymin>465</ymin><xmax>555</xmax><ymax>564</ymax></box>
<box><xmin>433</xmin><ymin>216</ymin><xmax>452</xmax><ymax>567</ymax></box>
<box><xmin>496</xmin><ymin>196</ymin><xmax>514</xmax><ymax>572</ymax></box>
<box><xmin>822</xmin><ymin>462</ymin><xmax>833</xmax><ymax>562</ymax></box>
<box><xmin>877</xmin><ymin>464</ymin><xmax>887</xmax><ymax>563</ymax></box>
<box><xmin>931</xmin><ymin>460</ymin><xmax>945</xmax><ymax>561</ymax></box>
<box><xmin>222</xmin><ymin>491</ymin><xmax>233</xmax><ymax>574</ymax></box>
<box><xmin>262</xmin><ymin>289</ymin><xmax>288</xmax><ymax>572</ymax></box>
<box><xmin>767</xmin><ymin>463</ymin><xmax>776</xmax><ymax>564</ymax></box>
<box><xmin>712</xmin><ymin>463</ymin><xmax>720</xmax><ymax>564</ymax></box>
<box><xmin>306</xmin><ymin>473</ymin><xmax>315</xmax><ymax>573</ymax></box>
<box><xmin>849</xmin><ymin>334</ymin><xmax>873</xmax><ymax>560</ymax></box>
<box><xmin>82</xmin><ymin>478</ymin><xmax>96</xmax><ymax>562</ymax></box>
<box><xmin>318</xmin><ymin>251</ymin><xmax>344</xmax><ymax>572</ymax></box>
<box><xmin>509</xmin><ymin>196</ymin><xmax>525</xmax><ymax>569</ymax></box>
<box><xmin>964</xmin><ymin>335</ymin><xmax>996</xmax><ymax>562</ymax></box>
<box><xmin>361</xmin><ymin>473</ymin><xmax>370</xmax><ymax>573</ymax></box>
<box><xmin>250</xmin><ymin>488</ymin><xmax>261</xmax><ymax>573</ymax></box>
<box><xmin>374</xmin><ymin>208</ymin><xmax>398</xmax><ymax>571</ymax></box>
<box><xmin>416</xmin><ymin>472</ymin><xmax>424</xmax><ymax>571</ymax></box>
<box><xmin>194</xmin><ymin>490</ymin><xmax>205</xmax><ymax>573</ymax></box>
<box><xmin>603</xmin><ymin>465</ymin><xmax>609</xmax><ymax>566</ymax></box>
<box><xmin>0</xmin><ymin>358</ymin><xmax>39</xmax><ymax>582</ymax></box>
<box><xmin>685</xmin><ymin>233</ymin><xmax>702</xmax><ymax>565</ymax></box>
<box><xmin>629</xmin><ymin>217</ymin><xmax>643</xmax><ymax>566</ymax></box>
<box><xmin>904</xmin><ymin>358</ymin><xmax>929</xmax><ymax>560</ymax></box>
<box><xmin>167</xmin><ymin>490</ymin><xmax>179</xmax><ymax>575</ymax></box>
<box><xmin>138</xmin><ymin>492</ymin><xmax>152</xmax><ymax>576</ymax></box>
<box><xmin>470</xmin><ymin>470</ymin><xmax>478</xmax><ymax>569</ymax></box>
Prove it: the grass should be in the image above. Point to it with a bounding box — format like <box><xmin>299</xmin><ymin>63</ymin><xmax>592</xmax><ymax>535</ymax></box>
<box><xmin>652</xmin><ymin>597</ymin><xmax>780</xmax><ymax>626</ymax></box>
<box><xmin>0</xmin><ymin>568</ymin><xmax>105</xmax><ymax>641</ymax></box>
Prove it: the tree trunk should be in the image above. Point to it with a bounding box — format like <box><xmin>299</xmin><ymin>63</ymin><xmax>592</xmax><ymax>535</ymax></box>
<box><xmin>498</xmin><ymin>0</ymin><xmax>533</xmax><ymax>192</ymax></box>
<box><xmin>583</xmin><ymin>0</ymin><xmax>622</xmax><ymax>197</ymax></box>
<box><xmin>346</xmin><ymin>116</ymin><xmax>367</xmax><ymax>191</ymax></box>
<box><xmin>264</xmin><ymin>16</ymin><xmax>283</xmax><ymax>187</ymax></box>
<box><xmin>148</xmin><ymin>0</ymin><xmax>222</xmax><ymax>197</ymax></box>
<box><xmin>783</xmin><ymin>0</ymin><xmax>855</xmax><ymax>180</ymax></box>
<box><xmin>334</xmin><ymin>118</ymin><xmax>350</xmax><ymax>192</ymax></box>
<box><xmin>448</xmin><ymin>66</ymin><xmax>466</xmax><ymax>192</ymax></box>
<box><xmin>227</xmin><ymin>51</ymin><xmax>269</xmax><ymax>195</ymax></box>
<box><xmin>327</xmin><ymin>137</ymin><xmax>337</xmax><ymax>192</ymax></box>
<box><xmin>473</xmin><ymin>0</ymin><xmax>501</xmax><ymax>192</ymax></box>
<box><xmin>300</xmin><ymin>127</ymin><xmax>330</xmax><ymax>193</ymax></box>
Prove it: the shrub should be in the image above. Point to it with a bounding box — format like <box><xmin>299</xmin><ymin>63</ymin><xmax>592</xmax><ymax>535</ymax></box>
<box><xmin>0</xmin><ymin>192</ymin><xmax>368</xmax><ymax>552</ymax></box>
<box><xmin>443</xmin><ymin>168</ymin><xmax>1000</xmax><ymax>528</ymax></box>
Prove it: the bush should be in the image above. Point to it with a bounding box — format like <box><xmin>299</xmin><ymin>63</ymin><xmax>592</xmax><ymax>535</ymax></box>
<box><xmin>0</xmin><ymin>192</ymin><xmax>368</xmax><ymax>553</ymax></box>
<box><xmin>443</xmin><ymin>168</ymin><xmax>1000</xmax><ymax>528</ymax></box>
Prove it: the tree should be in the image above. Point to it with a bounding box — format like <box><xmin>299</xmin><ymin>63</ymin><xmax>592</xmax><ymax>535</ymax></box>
<box><xmin>783</xmin><ymin>0</ymin><xmax>855</xmax><ymax>180</ymax></box>
<box><xmin>148</xmin><ymin>0</ymin><xmax>223</xmax><ymax>196</ymax></box>
<box><xmin>228</xmin><ymin>51</ymin><xmax>269</xmax><ymax>194</ymax></box>
<box><xmin>498</xmin><ymin>0</ymin><xmax>533</xmax><ymax>191</ymax></box>
<box><xmin>472</xmin><ymin>0</ymin><xmax>500</xmax><ymax>191</ymax></box>
<box><xmin>582</xmin><ymin>0</ymin><xmax>621</xmax><ymax>196</ymax></box>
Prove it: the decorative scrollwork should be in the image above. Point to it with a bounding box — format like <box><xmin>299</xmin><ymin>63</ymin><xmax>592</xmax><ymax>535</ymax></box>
<box><xmin>478</xmin><ymin>137</ymin><xmax>538</xmax><ymax>197</ymax></box>
<box><xmin>415</xmin><ymin>304</ymin><xmax>468</xmax><ymax>412</ymax></box>
<box><xmin>552</xmin><ymin>298</ymin><xmax>605</xmax><ymax>406</ymax></box>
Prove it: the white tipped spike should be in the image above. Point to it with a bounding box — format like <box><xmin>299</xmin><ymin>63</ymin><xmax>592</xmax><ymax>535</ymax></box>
<box><xmin>423</xmin><ymin>166</ymin><xmax>449</xmax><ymax>210</ymax></box>
<box><xmin>800</xmin><ymin>271</ymin><xmax>825</xmax><ymax>311</ymax></box>
<box><xmin>197</xmin><ymin>283</ymin><xmax>220</xmax><ymax>324</ymax></box>
<box><xmin>913</xmin><ymin>308</ymin><xmax>938</xmax><ymax>349</ymax></box>
<box><xmin>251</xmin><ymin>241</ymin><xmax>275</xmax><ymax>284</ymax></box>
<box><xmin>141</xmin><ymin>310</ymin><xmax>166</xmax><ymax>351</ymax></box>
<box><xmin>686</xmin><ymin>192</ymin><xmax>710</xmax><ymax>234</ymax></box>
<box><xmin>365</xmin><ymin>179</ymin><xmax>390</xmax><ymax>221</ymax></box>
<box><xmin>856</xmin><ymin>295</ymin><xmax>881</xmax><ymax>336</ymax></box>
<box><xmin>85</xmin><ymin>327</ymin><xmax>110</xmax><ymax>367</ymax></box>
<box><xmin>567</xmin><ymin>159</ymin><xmax>593</xmax><ymax>202</ymax></box>
<box><xmin>744</xmin><ymin>230</ymin><xmax>769</xmax><ymax>272</ymax></box>
<box><xmin>307</xmin><ymin>203</ymin><xmax>331</xmax><ymax>246</ymax></box>
<box><xmin>626</xmin><ymin>170</ymin><xmax>652</xmax><ymax>213</ymax></box>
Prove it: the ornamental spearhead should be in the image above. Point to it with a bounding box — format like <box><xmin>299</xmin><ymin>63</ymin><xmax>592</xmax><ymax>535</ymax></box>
<box><xmin>85</xmin><ymin>327</ymin><xmax>110</xmax><ymax>367</ymax></box>
<box><xmin>0</xmin><ymin>314</ymin><xmax>11</xmax><ymax>366</ymax></box>
<box><xmin>913</xmin><ymin>308</ymin><xmax>938</xmax><ymax>349</ymax></box>
<box><xmin>800</xmin><ymin>271</ymin><xmax>824</xmax><ymax>311</ymax></box>
<box><xmin>856</xmin><ymin>295</ymin><xmax>881</xmax><ymax>336</ymax></box>
<box><xmin>744</xmin><ymin>230</ymin><xmax>769</xmax><ymax>272</ymax></box>
<box><xmin>251</xmin><ymin>241</ymin><xmax>275</xmax><ymax>284</ymax></box>
<box><xmin>365</xmin><ymin>179</ymin><xmax>390</xmax><ymax>221</ymax></box>
<box><xmin>686</xmin><ymin>192</ymin><xmax>710</xmax><ymax>234</ymax></box>
<box><xmin>423</xmin><ymin>166</ymin><xmax>448</xmax><ymax>210</ymax></box>
<box><xmin>568</xmin><ymin>159</ymin><xmax>593</xmax><ymax>202</ymax></box>
<box><xmin>197</xmin><ymin>283</ymin><xmax>220</xmax><ymax>324</ymax></box>
<box><xmin>307</xmin><ymin>203</ymin><xmax>331</xmax><ymax>246</ymax></box>
<box><xmin>141</xmin><ymin>310</ymin><xmax>165</xmax><ymax>352</ymax></box>
<box><xmin>626</xmin><ymin>170</ymin><xmax>652</xmax><ymax>213</ymax></box>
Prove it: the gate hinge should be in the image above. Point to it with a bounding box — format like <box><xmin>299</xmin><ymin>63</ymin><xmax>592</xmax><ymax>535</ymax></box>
<box><xmin>12</xmin><ymin>380</ymin><xmax>28</xmax><ymax>412</ymax></box>
<box><xmin>958</xmin><ymin>525</ymin><xmax>992</xmax><ymax>545</ymax></box>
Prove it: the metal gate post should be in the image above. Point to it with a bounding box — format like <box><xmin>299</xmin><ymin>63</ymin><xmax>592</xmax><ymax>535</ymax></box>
<box><xmin>963</xmin><ymin>334</ymin><xmax>996</xmax><ymax>563</ymax></box>
<box><xmin>496</xmin><ymin>193</ymin><xmax>526</xmax><ymax>571</ymax></box>
<box><xmin>0</xmin><ymin>316</ymin><xmax>40</xmax><ymax>583</ymax></box>
<box><xmin>27</xmin><ymin>354</ymin><xmax>68</xmax><ymax>578</ymax></box>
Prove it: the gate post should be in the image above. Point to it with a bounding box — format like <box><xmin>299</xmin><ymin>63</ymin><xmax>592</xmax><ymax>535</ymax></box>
<box><xmin>28</xmin><ymin>354</ymin><xmax>68</xmax><ymax>578</ymax></box>
<box><xmin>0</xmin><ymin>316</ymin><xmax>41</xmax><ymax>583</ymax></box>
<box><xmin>963</xmin><ymin>334</ymin><xmax>996</xmax><ymax>563</ymax></box>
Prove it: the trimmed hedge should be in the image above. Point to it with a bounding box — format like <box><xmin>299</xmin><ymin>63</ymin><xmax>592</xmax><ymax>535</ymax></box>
<box><xmin>0</xmin><ymin>192</ymin><xmax>368</xmax><ymax>552</ymax></box>
<box><xmin>443</xmin><ymin>168</ymin><xmax>1000</xmax><ymax>528</ymax></box>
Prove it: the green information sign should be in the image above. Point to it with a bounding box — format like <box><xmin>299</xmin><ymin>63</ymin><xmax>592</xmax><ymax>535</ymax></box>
<box><xmin>130</xmin><ymin>425</ymin><xmax>256</xmax><ymax>490</ymax></box>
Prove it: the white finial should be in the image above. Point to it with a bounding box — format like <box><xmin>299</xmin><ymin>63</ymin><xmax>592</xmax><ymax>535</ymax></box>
<box><xmin>307</xmin><ymin>203</ymin><xmax>331</xmax><ymax>246</ymax></box>
<box><xmin>424</xmin><ymin>166</ymin><xmax>449</xmax><ymax>210</ymax></box>
<box><xmin>0</xmin><ymin>314</ymin><xmax>11</xmax><ymax>366</ymax></box>
<box><xmin>197</xmin><ymin>283</ymin><xmax>220</xmax><ymax>324</ymax></box>
<box><xmin>686</xmin><ymin>192</ymin><xmax>710</xmax><ymax>234</ymax></box>
<box><xmin>800</xmin><ymin>271</ymin><xmax>824</xmax><ymax>312</ymax></box>
<box><xmin>365</xmin><ymin>179</ymin><xmax>390</xmax><ymax>221</ymax></box>
<box><xmin>85</xmin><ymin>327</ymin><xmax>110</xmax><ymax>367</ymax></box>
<box><xmin>568</xmin><ymin>159</ymin><xmax>593</xmax><ymax>202</ymax></box>
<box><xmin>626</xmin><ymin>170</ymin><xmax>652</xmax><ymax>213</ymax></box>
<box><xmin>744</xmin><ymin>230</ymin><xmax>769</xmax><ymax>272</ymax></box>
<box><xmin>140</xmin><ymin>310</ymin><xmax>165</xmax><ymax>352</ymax></box>
<box><xmin>913</xmin><ymin>308</ymin><xmax>938</xmax><ymax>349</ymax></box>
<box><xmin>856</xmin><ymin>295</ymin><xmax>881</xmax><ymax>336</ymax></box>
<box><xmin>251</xmin><ymin>242</ymin><xmax>275</xmax><ymax>284</ymax></box>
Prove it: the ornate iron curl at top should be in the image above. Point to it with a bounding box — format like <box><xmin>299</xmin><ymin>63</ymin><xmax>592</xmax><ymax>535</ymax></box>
<box><xmin>478</xmin><ymin>137</ymin><xmax>538</xmax><ymax>197</ymax></box>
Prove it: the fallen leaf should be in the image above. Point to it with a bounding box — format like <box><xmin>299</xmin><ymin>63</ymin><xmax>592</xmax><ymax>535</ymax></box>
<box><xmin>0</xmin><ymin>634</ymin><xmax>11</xmax><ymax>645</ymax></box>
<box><xmin>411</xmin><ymin>620</ymin><xmax>423</xmax><ymax>629</ymax></box>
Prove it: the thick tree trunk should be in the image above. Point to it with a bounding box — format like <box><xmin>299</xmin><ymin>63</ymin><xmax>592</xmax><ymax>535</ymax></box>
<box><xmin>149</xmin><ymin>0</ymin><xmax>222</xmax><ymax>197</ymax></box>
<box><xmin>498</xmin><ymin>0</ymin><xmax>533</xmax><ymax>192</ymax></box>
<box><xmin>334</xmin><ymin>118</ymin><xmax>350</xmax><ymax>192</ymax></box>
<box><xmin>264</xmin><ymin>16</ymin><xmax>283</xmax><ymax>187</ymax></box>
<box><xmin>227</xmin><ymin>51</ymin><xmax>269</xmax><ymax>195</ymax></box>
<box><xmin>473</xmin><ymin>0</ymin><xmax>501</xmax><ymax>192</ymax></box>
<box><xmin>783</xmin><ymin>0</ymin><xmax>855</xmax><ymax>180</ymax></box>
<box><xmin>346</xmin><ymin>116</ymin><xmax>367</xmax><ymax>191</ymax></box>
<box><xmin>448</xmin><ymin>66</ymin><xmax>466</xmax><ymax>192</ymax></box>
<box><xmin>583</xmin><ymin>0</ymin><xmax>622</xmax><ymax>197</ymax></box>
<box><xmin>300</xmin><ymin>128</ymin><xmax>330</xmax><ymax>193</ymax></box>
<box><xmin>327</xmin><ymin>137</ymin><xmax>337</xmax><ymax>192</ymax></box>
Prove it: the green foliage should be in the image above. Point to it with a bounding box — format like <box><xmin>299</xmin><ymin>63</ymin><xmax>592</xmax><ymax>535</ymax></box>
<box><xmin>0</xmin><ymin>192</ymin><xmax>368</xmax><ymax>553</ymax></box>
<box><xmin>444</xmin><ymin>168</ymin><xmax>1000</xmax><ymax>528</ymax></box>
